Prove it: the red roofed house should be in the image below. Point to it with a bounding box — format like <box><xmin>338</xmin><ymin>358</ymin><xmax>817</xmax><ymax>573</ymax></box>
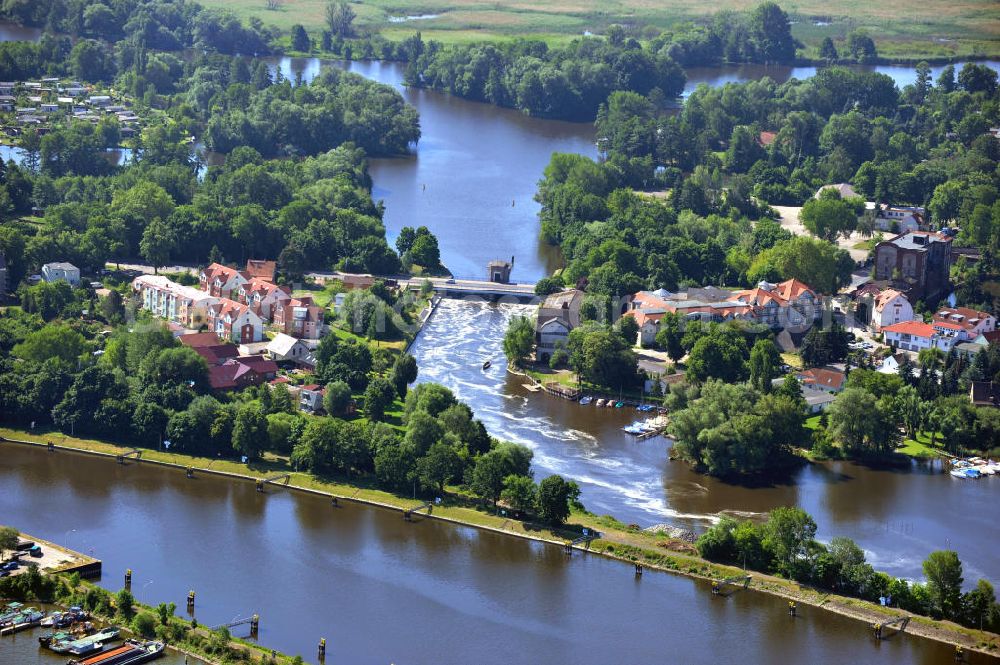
<box><xmin>796</xmin><ymin>367</ymin><xmax>846</xmax><ymax>393</ymax></box>
<box><xmin>200</xmin><ymin>263</ymin><xmax>249</xmax><ymax>299</ymax></box>
<box><xmin>179</xmin><ymin>332</ymin><xmax>239</xmax><ymax>365</ymax></box>
<box><xmin>869</xmin><ymin>289</ymin><xmax>913</xmax><ymax>332</ymax></box>
<box><xmin>273</xmin><ymin>296</ymin><xmax>324</xmax><ymax>340</ymax></box>
<box><xmin>237</xmin><ymin>278</ymin><xmax>291</xmax><ymax>322</ymax></box>
<box><xmin>207</xmin><ymin>356</ymin><xmax>278</xmax><ymax>391</ymax></box>
<box><xmin>207</xmin><ymin>298</ymin><xmax>264</xmax><ymax>344</ymax></box>
<box><xmin>734</xmin><ymin>279</ymin><xmax>820</xmax><ymax>329</ymax></box>
<box><xmin>244</xmin><ymin>259</ymin><xmax>277</xmax><ymax>282</ymax></box>
<box><xmin>882</xmin><ymin>320</ymin><xmax>958</xmax><ymax>353</ymax></box>
<box><xmin>932</xmin><ymin>307</ymin><xmax>996</xmax><ymax>341</ymax></box>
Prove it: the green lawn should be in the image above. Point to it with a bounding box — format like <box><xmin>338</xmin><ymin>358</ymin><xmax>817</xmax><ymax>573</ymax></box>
<box><xmin>896</xmin><ymin>431</ymin><xmax>946</xmax><ymax>458</ymax></box>
<box><xmin>199</xmin><ymin>0</ymin><xmax>1000</xmax><ymax>56</ymax></box>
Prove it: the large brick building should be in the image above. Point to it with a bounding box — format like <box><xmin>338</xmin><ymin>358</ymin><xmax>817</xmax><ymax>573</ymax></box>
<box><xmin>873</xmin><ymin>231</ymin><xmax>953</xmax><ymax>301</ymax></box>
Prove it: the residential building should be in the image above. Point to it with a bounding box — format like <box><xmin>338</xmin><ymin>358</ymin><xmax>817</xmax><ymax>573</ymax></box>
<box><xmin>244</xmin><ymin>259</ymin><xmax>277</xmax><ymax>282</ymax></box>
<box><xmin>133</xmin><ymin>275</ymin><xmax>219</xmax><ymax>329</ymax></box>
<box><xmin>267</xmin><ymin>333</ymin><xmax>315</xmax><ymax>366</ymax></box>
<box><xmin>208</xmin><ymin>356</ymin><xmax>278</xmax><ymax>391</ymax></box>
<box><xmin>868</xmin><ymin>289</ymin><xmax>913</xmax><ymax>332</ymax></box>
<box><xmin>970</xmin><ymin>381</ymin><xmax>1000</xmax><ymax>408</ymax></box>
<box><xmin>871</xmin><ymin>205</ymin><xmax>925</xmax><ymax>233</ymax></box>
<box><xmin>815</xmin><ymin>183</ymin><xmax>859</xmax><ymax>200</ymax></box>
<box><xmin>535</xmin><ymin>289</ymin><xmax>584</xmax><ymax>362</ymax></box>
<box><xmin>179</xmin><ymin>332</ymin><xmax>239</xmax><ymax>365</ymax></box>
<box><xmin>41</xmin><ymin>262</ymin><xmax>80</xmax><ymax>286</ymax></box>
<box><xmin>273</xmin><ymin>296</ymin><xmax>323</xmax><ymax>340</ymax></box>
<box><xmin>300</xmin><ymin>384</ymin><xmax>326</xmax><ymax>413</ymax></box>
<box><xmin>796</xmin><ymin>367</ymin><xmax>846</xmax><ymax>393</ymax></box>
<box><xmin>207</xmin><ymin>298</ymin><xmax>265</xmax><ymax>344</ymax></box>
<box><xmin>200</xmin><ymin>263</ymin><xmax>249</xmax><ymax>299</ymax></box>
<box><xmin>932</xmin><ymin>307</ymin><xmax>996</xmax><ymax>340</ymax></box>
<box><xmin>734</xmin><ymin>279</ymin><xmax>821</xmax><ymax>329</ymax></box>
<box><xmin>882</xmin><ymin>320</ymin><xmax>958</xmax><ymax>353</ymax></box>
<box><xmin>237</xmin><ymin>278</ymin><xmax>291</xmax><ymax>322</ymax></box>
<box><xmin>873</xmin><ymin>231</ymin><xmax>953</xmax><ymax>301</ymax></box>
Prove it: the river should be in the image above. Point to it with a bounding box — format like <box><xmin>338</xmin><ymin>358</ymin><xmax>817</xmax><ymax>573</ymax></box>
<box><xmin>0</xmin><ymin>443</ymin><xmax>989</xmax><ymax>665</ymax></box>
<box><xmin>408</xmin><ymin>300</ymin><xmax>1000</xmax><ymax>586</ymax></box>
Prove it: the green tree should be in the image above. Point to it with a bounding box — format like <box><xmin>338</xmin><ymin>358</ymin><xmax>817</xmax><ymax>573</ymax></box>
<box><xmin>686</xmin><ymin>327</ymin><xmax>749</xmax><ymax>383</ymax></box>
<box><xmin>749</xmin><ymin>338</ymin><xmax>780</xmax><ymax>392</ymax></box>
<box><xmin>364</xmin><ymin>377</ymin><xmax>396</xmax><ymax>422</ymax></box>
<box><xmin>503</xmin><ymin>315</ymin><xmax>535</xmax><ymax>367</ymax></box>
<box><xmin>323</xmin><ymin>380</ymin><xmax>352</xmax><ymax>416</ymax></box>
<box><xmin>291</xmin><ymin>25</ymin><xmax>311</xmax><ymax>52</ymax></box>
<box><xmin>132</xmin><ymin>611</ymin><xmax>157</xmax><ymax>638</ymax></box>
<box><xmin>115</xmin><ymin>589</ymin><xmax>136</xmax><ymax>620</ymax></box>
<box><xmin>325</xmin><ymin>1</ymin><xmax>356</xmax><ymax>38</ymax></box>
<box><xmin>819</xmin><ymin>37</ymin><xmax>838</xmax><ymax>62</ymax></box>
<box><xmin>374</xmin><ymin>439</ymin><xmax>417</xmax><ymax>491</ymax></box>
<box><xmin>654</xmin><ymin>311</ymin><xmax>685</xmax><ymax>362</ymax></box>
<box><xmin>761</xmin><ymin>507</ymin><xmax>817</xmax><ymax>579</ymax></box>
<box><xmin>231</xmin><ymin>404</ymin><xmax>268</xmax><ymax>460</ymax></box>
<box><xmin>12</xmin><ymin>324</ymin><xmax>85</xmax><ymax>365</ymax></box>
<box><xmin>846</xmin><ymin>31</ymin><xmax>877</xmax><ymax>63</ymax></box>
<box><xmin>800</xmin><ymin>197</ymin><xmax>857</xmax><ymax>242</ymax></box>
<box><xmin>923</xmin><ymin>550</ymin><xmax>964</xmax><ymax>620</ymax></box>
<box><xmin>500</xmin><ymin>474</ymin><xmax>538</xmax><ymax>515</ymax></box>
<box><xmin>537</xmin><ymin>474</ymin><xmax>573</xmax><ymax>524</ymax></box>
<box><xmin>139</xmin><ymin>217</ymin><xmax>176</xmax><ymax>274</ymax></box>
<box><xmin>417</xmin><ymin>439</ymin><xmax>462</xmax><ymax>492</ymax></box>
<box><xmin>0</xmin><ymin>526</ymin><xmax>19</xmax><ymax>559</ymax></box>
<box><xmin>390</xmin><ymin>353</ymin><xmax>419</xmax><ymax>398</ymax></box>
<box><xmin>471</xmin><ymin>442</ymin><xmax>533</xmax><ymax>508</ymax></box>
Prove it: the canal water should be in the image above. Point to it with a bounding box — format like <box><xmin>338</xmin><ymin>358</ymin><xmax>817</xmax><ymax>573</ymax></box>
<box><xmin>0</xmin><ymin>443</ymin><xmax>987</xmax><ymax>665</ymax></box>
<box><xmin>408</xmin><ymin>299</ymin><xmax>1000</xmax><ymax>586</ymax></box>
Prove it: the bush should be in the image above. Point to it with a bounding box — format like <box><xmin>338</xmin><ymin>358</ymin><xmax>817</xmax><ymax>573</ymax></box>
<box><xmin>132</xmin><ymin>611</ymin><xmax>157</xmax><ymax>638</ymax></box>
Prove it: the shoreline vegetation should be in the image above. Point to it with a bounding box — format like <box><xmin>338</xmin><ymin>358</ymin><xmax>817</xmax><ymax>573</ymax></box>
<box><xmin>3</xmin><ymin>429</ymin><xmax>998</xmax><ymax>658</ymax></box>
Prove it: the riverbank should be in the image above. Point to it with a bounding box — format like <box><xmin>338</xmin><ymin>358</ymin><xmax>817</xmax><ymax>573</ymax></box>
<box><xmin>2</xmin><ymin>428</ymin><xmax>997</xmax><ymax>657</ymax></box>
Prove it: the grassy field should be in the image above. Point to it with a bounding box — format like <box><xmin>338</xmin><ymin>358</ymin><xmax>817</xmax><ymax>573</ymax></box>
<box><xmin>201</xmin><ymin>0</ymin><xmax>1000</xmax><ymax>56</ymax></box>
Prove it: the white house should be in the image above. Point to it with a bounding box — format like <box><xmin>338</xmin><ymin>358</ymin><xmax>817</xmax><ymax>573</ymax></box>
<box><xmin>535</xmin><ymin>318</ymin><xmax>571</xmax><ymax>363</ymax></box>
<box><xmin>132</xmin><ymin>275</ymin><xmax>219</xmax><ymax>329</ymax></box>
<box><xmin>869</xmin><ymin>204</ymin><xmax>925</xmax><ymax>233</ymax></box>
<box><xmin>882</xmin><ymin>321</ymin><xmax>958</xmax><ymax>353</ymax></box>
<box><xmin>932</xmin><ymin>307</ymin><xmax>996</xmax><ymax>341</ymax></box>
<box><xmin>41</xmin><ymin>262</ymin><xmax>80</xmax><ymax>286</ymax></box>
<box><xmin>267</xmin><ymin>333</ymin><xmax>314</xmax><ymax>366</ymax></box>
<box><xmin>870</xmin><ymin>289</ymin><xmax>913</xmax><ymax>331</ymax></box>
<box><xmin>207</xmin><ymin>298</ymin><xmax>265</xmax><ymax>344</ymax></box>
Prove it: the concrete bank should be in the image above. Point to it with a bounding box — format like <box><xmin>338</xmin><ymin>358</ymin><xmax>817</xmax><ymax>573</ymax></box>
<box><xmin>3</xmin><ymin>435</ymin><xmax>998</xmax><ymax>658</ymax></box>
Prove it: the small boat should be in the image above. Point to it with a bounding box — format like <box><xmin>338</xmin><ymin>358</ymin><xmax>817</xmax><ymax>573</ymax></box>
<box><xmin>52</xmin><ymin>626</ymin><xmax>120</xmax><ymax>654</ymax></box>
<box><xmin>42</xmin><ymin>612</ymin><xmax>65</xmax><ymax>627</ymax></box>
<box><xmin>614</xmin><ymin>401</ymin><xmax>624</xmax><ymax>408</ymax></box>
<box><xmin>950</xmin><ymin>468</ymin><xmax>981</xmax><ymax>479</ymax></box>
<box><xmin>579</xmin><ymin>396</ymin><xmax>593</xmax><ymax>405</ymax></box>
<box><xmin>596</xmin><ymin>399</ymin><xmax>605</xmax><ymax>407</ymax></box>
<box><xmin>40</xmin><ymin>630</ymin><xmax>73</xmax><ymax>646</ymax></box>
<box><xmin>482</xmin><ymin>360</ymin><xmax>492</xmax><ymax>370</ymax></box>
<box><xmin>0</xmin><ymin>609</ymin><xmax>44</xmax><ymax>635</ymax></box>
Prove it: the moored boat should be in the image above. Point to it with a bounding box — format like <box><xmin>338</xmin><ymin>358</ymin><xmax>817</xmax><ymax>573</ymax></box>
<box><xmin>52</xmin><ymin>626</ymin><xmax>121</xmax><ymax>654</ymax></box>
<box><xmin>68</xmin><ymin>639</ymin><xmax>164</xmax><ymax>665</ymax></box>
<box><xmin>596</xmin><ymin>399</ymin><xmax>605</xmax><ymax>407</ymax></box>
<box><xmin>579</xmin><ymin>396</ymin><xmax>593</xmax><ymax>405</ymax></box>
<box><xmin>40</xmin><ymin>630</ymin><xmax>73</xmax><ymax>646</ymax></box>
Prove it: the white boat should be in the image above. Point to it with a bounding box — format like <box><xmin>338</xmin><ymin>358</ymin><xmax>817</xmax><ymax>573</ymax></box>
<box><xmin>950</xmin><ymin>468</ymin><xmax>981</xmax><ymax>479</ymax></box>
<box><xmin>579</xmin><ymin>396</ymin><xmax>593</xmax><ymax>405</ymax></box>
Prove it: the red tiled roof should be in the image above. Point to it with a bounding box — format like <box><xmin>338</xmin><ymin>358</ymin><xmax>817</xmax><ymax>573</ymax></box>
<box><xmin>244</xmin><ymin>259</ymin><xmax>276</xmax><ymax>281</ymax></box>
<box><xmin>882</xmin><ymin>321</ymin><xmax>935</xmax><ymax>338</ymax></box>
<box><xmin>873</xmin><ymin>289</ymin><xmax>906</xmax><ymax>312</ymax></box>
<box><xmin>933</xmin><ymin>307</ymin><xmax>993</xmax><ymax>332</ymax></box>
<box><xmin>933</xmin><ymin>321</ymin><xmax>964</xmax><ymax>332</ymax></box>
<box><xmin>231</xmin><ymin>355</ymin><xmax>278</xmax><ymax>375</ymax></box>
<box><xmin>774</xmin><ymin>279</ymin><xmax>816</xmax><ymax>301</ymax></box>
<box><xmin>797</xmin><ymin>367</ymin><xmax>846</xmax><ymax>390</ymax></box>
<box><xmin>179</xmin><ymin>332</ymin><xmax>226</xmax><ymax>348</ymax></box>
<box><xmin>202</xmin><ymin>262</ymin><xmax>244</xmax><ymax>283</ymax></box>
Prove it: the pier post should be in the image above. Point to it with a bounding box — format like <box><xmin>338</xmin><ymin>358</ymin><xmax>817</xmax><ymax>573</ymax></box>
<box><xmin>47</xmin><ymin>441</ymin><xmax>54</xmax><ymax>452</ymax></box>
<box><xmin>788</xmin><ymin>601</ymin><xmax>796</xmax><ymax>617</ymax></box>
<box><xmin>250</xmin><ymin>614</ymin><xmax>259</xmax><ymax>637</ymax></box>
<box><xmin>712</xmin><ymin>581</ymin><xmax>720</xmax><ymax>595</ymax></box>
<box><xmin>187</xmin><ymin>590</ymin><xmax>195</xmax><ymax>610</ymax></box>
<box><xmin>256</xmin><ymin>480</ymin><xmax>264</xmax><ymax>493</ymax></box>
<box><xmin>955</xmin><ymin>645</ymin><xmax>964</xmax><ymax>661</ymax></box>
<box><xmin>331</xmin><ymin>497</ymin><xmax>338</xmax><ymax>507</ymax></box>
<box><xmin>125</xmin><ymin>569</ymin><xmax>132</xmax><ymax>591</ymax></box>
<box><xmin>634</xmin><ymin>563</ymin><xmax>643</xmax><ymax>577</ymax></box>
<box><xmin>186</xmin><ymin>467</ymin><xmax>194</xmax><ymax>479</ymax></box>
<box><xmin>117</xmin><ymin>454</ymin><xmax>124</xmax><ymax>464</ymax></box>
<box><xmin>318</xmin><ymin>638</ymin><xmax>326</xmax><ymax>661</ymax></box>
<box><xmin>873</xmin><ymin>623</ymin><xmax>882</xmax><ymax>640</ymax></box>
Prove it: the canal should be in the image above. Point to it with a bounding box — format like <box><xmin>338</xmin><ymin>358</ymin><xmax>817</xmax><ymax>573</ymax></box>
<box><xmin>0</xmin><ymin>443</ymin><xmax>987</xmax><ymax>665</ymax></box>
<box><xmin>408</xmin><ymin>299</ymin><xmax>1000</xmax><ymax>586</ymax></box>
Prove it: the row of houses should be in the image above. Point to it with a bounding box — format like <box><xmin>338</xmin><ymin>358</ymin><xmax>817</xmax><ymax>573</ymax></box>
<box><xmin>626</xmin><ymin>279</ymin><xmax>821</xmax><ymax>346</ymax></box>
<box><xmin>881</xmin><ymin>307</ymin><xmax>997</xmax><ymax>354</ymax></box>
<box><xmin>132</xmin><ymin>260</ymin><xmax>323</xmax><ymax>344</ymax></box>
